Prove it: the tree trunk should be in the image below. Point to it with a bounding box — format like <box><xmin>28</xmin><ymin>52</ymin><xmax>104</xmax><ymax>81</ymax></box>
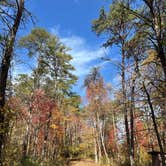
<box><xmin>130</xmin><ymin>77</ymin><xmax>135</xmax><ymax>166</ymax></box>
<box><xmin>143</xmin><ymin>82</ymin><xmax>165</xmax><ymax>166</ymax></box>
<box><xmin>129</xmin><ymin>55</ymin><xmax>139</xmax><ymax>166</ymax></box>
<box><xmin>100</xmin><ymin>119</ymin><xmax>109</xmax><ymax>163</ymax></box>
<box><xmin>158</xmin><ymin>45</ymin><xmax>166</xmax><ymax>81</ymax></box>
<box><xmin>0</xmin><ymin>0</ymin><xmax>24</xmax><ymax>164</ymax></box>
<box><xmin>94</xmin><ymin>112</ymin><xmax>102</xmax><ymax>163</ymax></box>
<box><xmin>92</xmin><ymin>123</ymin><xmax>98</xmax><ymax>163</ymax></box>
<box><xmin>121</xmin><ymin>44</ymin><xmax>131</xmax><ymax>165</ymax></box>
<box><xmin>112</xmin><ymin>111</ymin><xmax>119</xmax><ymax>157</ymax></box>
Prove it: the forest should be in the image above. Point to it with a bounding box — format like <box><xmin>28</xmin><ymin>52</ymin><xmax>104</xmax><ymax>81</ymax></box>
<box><xmin>0</xmin><ymin>0</ymin><xmax>165</xmax><ymax>166</ymax></box>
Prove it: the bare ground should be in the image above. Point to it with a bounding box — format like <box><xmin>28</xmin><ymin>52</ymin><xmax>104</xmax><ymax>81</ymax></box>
<box><xmin>69</xmin><ymin>159</ymin><xmax>100</xmax><ymax>166</ymax></box>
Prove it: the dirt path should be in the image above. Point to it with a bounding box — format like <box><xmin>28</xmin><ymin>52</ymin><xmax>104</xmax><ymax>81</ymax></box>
<box><xmin>69</xmin><ymin>159</ymin><xmax>100</xmax><ymax>166</ymax></box>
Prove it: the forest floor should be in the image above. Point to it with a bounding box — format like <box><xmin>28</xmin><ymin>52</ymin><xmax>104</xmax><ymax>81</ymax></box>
<box><xmin>69</xmin><ymin>159</ymin><xmax>100</xmax><ymax>166</ymax></box>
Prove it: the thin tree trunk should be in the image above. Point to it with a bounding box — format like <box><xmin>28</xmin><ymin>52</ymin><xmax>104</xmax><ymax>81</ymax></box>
<box><xmin>100</xmin><ymin>119</ymin><xmax>109</xmax><ymax>163</ymax></box>
<box><xmin>130</xmin><ymin>79</ymin><xmax>135</xmax><ymax>166</ymax></box>
<box><xmin>129</xmin><ymin>55</ymin><xmax>139</xmax><ymax>166</ymax></box>
<box><xmin>93</xmin><ymin>125</ymin><xmax>98</xmax><ymax>163</ymax></box>
<box><xmin>112</xmin><ymin>111</ymin><xmax>119</xmax><ymax>157</ymax></box>
<box><xmin>95</xmin><ymin>112</ymin><xmax>102</xmax><ymax>163</ymax></box>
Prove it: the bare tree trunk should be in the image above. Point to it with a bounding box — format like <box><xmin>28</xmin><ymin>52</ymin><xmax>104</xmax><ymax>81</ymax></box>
<box><xmin>112</xmin><ymin>111</ymin><xmax>119</xmax><ymax>157</ymax></box>
<box><xmin>92</xmin><ymin>122</ymin><xmax>98</xmax><ymax>163</ymax></box>
<box><xmin>100</xmin><ymin>119</ymin><xmax>109</xmax><ymax>163</ymax></box>
<box><xmin>95</xmin><ymin>112</ymin><xmax>102</xmax><ymax>163</ymax></box>
<box><xmin>97</xmin><ymin>136</ymin><xmax>102</xmax><ymax>164</ymax></box>
<box><xmin>0</xmin><ymin>1</ymin><xmax>24</xmax><ymax>164</ymax></box>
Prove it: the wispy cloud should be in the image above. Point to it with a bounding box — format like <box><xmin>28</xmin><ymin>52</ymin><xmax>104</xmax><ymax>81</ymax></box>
<box><xmin>61</xmin><ymin>35</ymin><xmax>107</xmax><ymax>76</ymax></box>
<box><xmin>51</xmin><ymin>27</ymin><xmax>108</xmax><ymax>77</ymax></box>
<box><xmin>14</xmin><ymin>27</ymin><xmax>108</xmax><ymax>82</ymax></box>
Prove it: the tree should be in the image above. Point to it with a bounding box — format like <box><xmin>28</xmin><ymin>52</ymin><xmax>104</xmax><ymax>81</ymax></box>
<box><xmin>10</xmin><ymin>28</ymin><xmax>80</xmax><ymax>164</ymax></box>
<box><xmin>122</xmin><ymin>0</ymin><xmax>166</xmax><ymax>79</ymax></box>
<box><xmin>19</xmin><ymin>28</ymin><xmax>77</xmax><ymax>100</ymax></box>
<box><xmin>0</xmin><ymin>0</ymin><xmax>25</xmax><ymax>164</ymax></box>
<box><xmin>84</xmin><ymin>67</ymin><xmax>109</xmax><ymax>164</ymax></box>
<box><xmin>92</xmin><ymin>1</ymin><xmax>136</xmax><ymax>165</ymax></box>
<box><xmin>140</xmin><ymin>56</ymin><xmax>166</xmax><ymax>165</ymax></box>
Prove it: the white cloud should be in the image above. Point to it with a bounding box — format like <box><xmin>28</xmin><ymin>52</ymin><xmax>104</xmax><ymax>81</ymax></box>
<box><xmin>61</xmin><ymin>35</ymin><xmax>85</xmax><ymax>51</ymax></box>
<box><xmin>60</xmin><ymin>35</ymin><xmax>108</xmax><ymax>76</ymax></box>
<box><xmin>14</xmin><ymin>27</ymin><xmax>108</xmax><ymax>83</ymax></box>
<box><xmin>50</xmin><ymin>27</ymin><xmax>121</xmax><ymax>96</ymax></box>
<box><xmin>51</xmin><ymin>29</ymin><xmax>109</xmax><ymax>94</ymax></box>
<box><xmin>50</xmin><ymin>26</ymin><xmax>109</xmax><ymax>77</ymax></box>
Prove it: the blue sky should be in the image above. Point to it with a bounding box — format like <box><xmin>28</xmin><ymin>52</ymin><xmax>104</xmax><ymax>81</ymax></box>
<box><xmin>14</xmin><ymin>0</ymin><xmax>121</xmax><ymax>96</ymax></box>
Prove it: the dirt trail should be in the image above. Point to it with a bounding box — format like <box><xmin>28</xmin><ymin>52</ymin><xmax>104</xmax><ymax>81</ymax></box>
<box><xmin>69</xmin><ymin>159</ymin><xmax>100</xmax><ymax>166</ymax></box>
